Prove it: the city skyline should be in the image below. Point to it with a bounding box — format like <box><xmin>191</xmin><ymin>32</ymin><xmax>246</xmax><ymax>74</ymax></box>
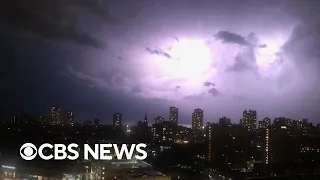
<box><xmin>6</xmin><ymin>105</ymin><xmax>314</xmax><ymax>127</ymax></box>
<box><xmin>2</xmin><ymin>0</ymin><xmax>320</xmax><ymax>179</ymax></box>
<box><xmin>2</xmin><ymin>0</ymin><xmax>320</xmax><ymax>124</ymax></box>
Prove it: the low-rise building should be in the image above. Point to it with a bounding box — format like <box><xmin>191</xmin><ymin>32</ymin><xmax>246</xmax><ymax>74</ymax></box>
<box><xmin>0</xmin><ymin>164</ymin><xmax>64</xmax><ymax>180</ymax></box>
<box><xmin>92</xmin><ymin>160</ymin><xmax>170</xmax><ymax>180</ymax></box>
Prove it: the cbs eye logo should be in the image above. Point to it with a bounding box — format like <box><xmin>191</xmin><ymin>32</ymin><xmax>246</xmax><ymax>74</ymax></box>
<box><xmin>20</xmin><ymin>143</ymin><xmax>37</xmax><ymax>160</ymax></box>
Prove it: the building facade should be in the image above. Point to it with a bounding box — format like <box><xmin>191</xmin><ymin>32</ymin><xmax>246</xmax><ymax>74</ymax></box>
<box><xmin>242</xmin><ymin>109</ymin><xmax>257</xmax><ymax>131</ymax></box>
<box><xmin>169</xmin><ymin>107</ymin><xmax>178</xmax><ymax>125</ymax></box>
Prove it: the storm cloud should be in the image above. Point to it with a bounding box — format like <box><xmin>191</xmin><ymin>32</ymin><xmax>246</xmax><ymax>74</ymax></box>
<box><xmin>204</xmin><ymin>81</ymin><xmax>215</xmax><ymax>87</ymax></box>
<box><xmin>146</xmin><ymin>47</ymin><xmax>172</xmax><ymax>59</ymax></box>
<box><xmin>215</xmin><ymin>31</ymin><xmax>250</xmax><ymax>46</ymax></box>
<box><xmin>208</xmin><ymin>88</ymin><xmax>220</xmax><ymax>97</ymax></box>
<box><xmin>3</xmin><ymin>0</ymin><xmax>320</xmax><ymax>123</ymax></box>
<box><xmin>0</xmin><ymin>0</ymin><xmax>109</xmax><ymax>48</ymax></box>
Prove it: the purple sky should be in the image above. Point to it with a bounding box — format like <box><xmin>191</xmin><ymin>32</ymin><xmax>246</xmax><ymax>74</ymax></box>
<box><xmin>1</xmin><ymin>0</ymin><xmax>320</xmax><ymax>124</ymax></box>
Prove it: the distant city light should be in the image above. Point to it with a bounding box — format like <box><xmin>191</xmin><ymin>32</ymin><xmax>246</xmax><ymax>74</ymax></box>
<box><xmin>2</xmin><ymin>165</ymin><xmax>15</xmax><ymax>169</ymax></box>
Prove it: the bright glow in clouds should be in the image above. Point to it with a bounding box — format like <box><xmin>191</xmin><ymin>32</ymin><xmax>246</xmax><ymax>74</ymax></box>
<box><xmin>156</xmin><ymin>39</ymin><xmax>213</xmax><ymax>80</ymax></box>
<box><xmin>256</xmin><ymin>39</ymin><xmax>284</xmax><ymax>67</ymax></box>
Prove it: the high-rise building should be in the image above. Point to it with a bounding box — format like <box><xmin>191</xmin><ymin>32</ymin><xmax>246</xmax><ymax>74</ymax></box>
<box><xmin>62</xmin><ymin>110</ymin><xmax>74</xmax><ymax>125</ymax></box>
<box><xmin>258</xmin><ymin>117</ymin><xmax>271</xmax><ymax>129</ymax></box>
<box><xmin>242</xmin><ymin>109</ymin><xmax>257</xmax><ymax>131</ymax></box>
<box><xmin>154</xmin><ymin>116</ymin><xmax>164</xmax><ymax>124</ymax></box>
<box><xmin>175</xmin><ymin>126</ymin><xmax>191</xmax><ymax>144</ymax></box>
<box><xmin>292</xmin><ymin>119</ymin><xmax>308</xmax><ymax>133</ymax></box>
<box><xmin>257</xmin><ymin>117</ymin><xmax>271</xmax><ymax>164</ymax></box>
<box><xmin>51</xmin><ymin>106</ymin><xmax>60</xmax><ymax>124</ymax></box>
<box><xmin>143</xmin><ymin>113</ymin><xmax>148</xmax><ymax>123</ymax></box>
<box><xmin>136</xmin><ymin>120</ymin><xmax>151</xmax><ymax>143</ymax></box>
<box><xmin>169</xmin><ymin>106</ymin><xmax>179</xmax><ymax>125</ymax></box>
<box><xmin>256</xmin><ymin>127</ymin><xmax>270</xmax><ymax>164</ymax></box>
<box><xmin>269</xmin><ymin>126</ymin><xmax>301</xmax><ymax>163</ymax></box>
<box><xmin>113</xmin><ymin>113</ymin><xmax>122</xmax><ymax>128</ymax></box>
<box><xmin>152</xmin><ymin>120</ymin><xmax>175</xmax><ymax>145</ymax></box>
<box><xmin>265</xmin><ymin>128</ymin><xmax>270</xmax><ymax>164</ymax></box>
<box><xmin>192</xmin><ymin>108</ymin><xmax>203</xmax><ymax>130</ymax></box>
<box><xmin>192</xmin><ymin>109</ymin><xmax>204</xmax><ymax>143</ymax></box>
<box><xmin>207</xmin><ymin>124</ymin><xmax>249</xmax><ymax>169</ymax></box>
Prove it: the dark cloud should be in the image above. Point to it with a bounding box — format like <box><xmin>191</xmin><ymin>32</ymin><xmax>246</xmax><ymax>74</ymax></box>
<box><xmin>259</xmin><ymin>44</ymin><xmax>267</xmax><ymax>48</ymax></box>
<box><xmin>215</xmin><ymin>31</ymin><xmax>250</xmax><ymax>46</ymax></box>
<box><xmin>204</xmin><ymin>81</ymin><xmax>215</xmax><ymax>87</ymax></box>
<box><xmin>280</xmin><ymin>0</ymin><xmax>320</xmax><ymax>65</ymax></box>
<box><xmin>0</xmin><ymin>0</ymin><xmax>108</xmax><ymax>48</ymax></box>
<box><xmin>283</xmin><ymin>21</ymin><xmax>320</xmax><ymax>65</ymax></box>
<box><xmin>208</xmin><ymin>88</ymin><xmax>220</xmax><ymax>97</ymax></box>
<box><xmin>63</xmin><ymin>66</ymin><xmax>113</xmax><ymax>91</ymax></box>
<box><xmin>229</xmin><ymin>47</ymin><xmax>257</xmax><ymax>72</ymax></box>
<box><xmin>215</xmin><ymin>31</ymin><xmax>267</xmax><ymax>49</ymax></box>
<box><xmin>216</xmin><ymin>32</ymin><xmax>263</xmax><ymax>73</ymax></box>
<box><xmin>246</xmin><ymin>32</ymin><xmax>258</xmax><ymax>47</ymax></box>
<box><xmin>146</xmin><ymin>47</ymin><xmax>172</xmax><ymax>59</ymax></box>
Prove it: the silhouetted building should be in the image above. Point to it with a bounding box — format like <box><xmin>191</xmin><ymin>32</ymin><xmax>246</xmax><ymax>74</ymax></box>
<box><xmin>207</xmin><ymin>124</ymin><xmax>249</xmax><ymax>170</ymax></box>
<box><xmin>169</xmin><ymin>106</ymin><xmax>178</xmax><ymax>125</ymax></box>
<box><xmin>257</xmin><ymin>121</ymin><xmax>271</xmax><ymax>164</ymax></box>
<box><xmin>113</xmin><ymin>113</ymin><xmax>122</xmax><ymax>129</ymax></box>
<box><xmin>192</xmin><ymin>108</ymin><xmax>204</xmax><ymax>143</ymax></box>
<box><xmin>62</xmin><ymin>110</ymin><xmax>74</xmax><ymax>125</ymax></box>
<box><xmin>219</xmin><ymin>117</ymin><xmax>231</xmax><ymax>125</ymax></box>
<box><xmin>258</xmin><ymin>117</ymin><xmax>271</xmax><ymax>129</ymax></box>
<box><xmin>162</xmin><ymin>121</ymin><xmax>175</xmax><ymax>144</ymax></box>
<box><xmin>51</xmin><ymin>106</ymin><xmax>60</xmax><ymax>124</ymax></box>
<box><xmin>143</xmin><ymin>113</ymin><xmax>148</xmax><ymax>123</ymax></box>
<box><xmin>152</xmin><ymin>121</ymin><xmax>175</xmax><ymax>145</ymax></box>
<box><xmin>135</xmin><ymin>114</ymin><xmax>151</xmax><ymax>143</ymax></box>
<box><xmin>10</xmin><ymin>115</ymin><xmax>19</xmax><ymax>123</ymax></box>
<box><xmin>10</xmin><ymin>115</ymin><xmax>30</xmax><ymax>124</ymax></box>
<box><xmin>175</xmin><ymin>126</ymin><xmax>191</xmax><ymax>144</ymax></box>
<box><xmin>37</xmin><ymin>116</ymin><xmax>48</xmax><ymax>123</ymax></box>
<box><xmin>291</xmin><ymin>119</ymin><xmax>309</xmax><ymax>134</ymax></box>
<box><xmin>91</xmin><ymin>160</ymin><xmax>170</xmax><ymax>180</ymax></box>
<box><xmin>154</xmin><ymin>116</ymin><xmax>164</xmax><ymax>124</ymax></box>
<box><xmin>242</xmin><ymin>109</ymin><xmax>257</xmax><ymax>131</ymax></box>
<box><xmin>269</xmin><ymin>126</ymin><xmax>301</xmax><ymax>164</ymax></box>
<box><xmin>94</xmin><ymin>118</ymin><xmax>100</xmax><ymax>126</ymax></box>
<box><xmin>192</xmin><ymin>108</ymin><xmax>203</xmax><ymax>130</ymax></box>
<box><xmin>256</xmin><ymin>128</ymin><xmax>270</xmax><ymax>164</ymax></box>
<box><xmin>273</xmin><ymin>117</ymin><xmax>290</xmax><ymax>129</ymax></box>
<box><xmin>83</xmin><ymin>120</ymin><xmax>92</xmax><ymax>126</ymax></box>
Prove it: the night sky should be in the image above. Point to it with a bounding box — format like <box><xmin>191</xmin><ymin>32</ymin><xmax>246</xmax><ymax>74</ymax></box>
<box><xmin>1</xmin><ymin>0</ymin><xmax>320</xmax><ymax>124</ymax></box>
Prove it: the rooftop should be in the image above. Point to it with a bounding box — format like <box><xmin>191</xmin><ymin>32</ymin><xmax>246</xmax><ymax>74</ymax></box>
<box><xmin>126</xmin><ymin>170</ymin><xmax>166</xmax><ymax>178</ymax></box>
<box><xmin>104</xmin><ymin>160</ymin><xmax>152</xmax><ymax>169</ymax></box>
